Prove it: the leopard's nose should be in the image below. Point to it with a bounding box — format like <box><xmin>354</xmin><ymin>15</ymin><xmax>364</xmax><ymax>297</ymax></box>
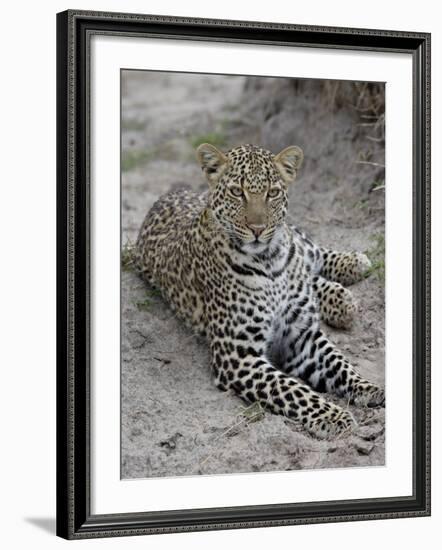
<box><xmin>247</xmin><ymin>223</ymin><xmax>266</xmax><ymax>237</ymax></box>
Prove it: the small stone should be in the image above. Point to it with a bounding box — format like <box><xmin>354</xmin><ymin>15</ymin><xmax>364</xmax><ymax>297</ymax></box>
<box><xmin>358</xmin><ymin>424</ymin><xmax>385</xmax><ymax>440</ymax></box>
<box><xmin>354</xmin><ymin>439</ymin><xmax>374</xmax><ymax>455</ymax></box>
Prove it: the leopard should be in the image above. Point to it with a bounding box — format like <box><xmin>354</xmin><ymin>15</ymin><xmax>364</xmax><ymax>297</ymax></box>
<box><xmin>134</xmin><ymin>143</ymin><xmax>384</xmax><ymax>439</ymax></box>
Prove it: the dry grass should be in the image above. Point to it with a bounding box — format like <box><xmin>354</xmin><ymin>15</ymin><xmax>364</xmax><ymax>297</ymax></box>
<box><xmin>197</xmin><ymin>402</ymin><xmax>265</xmax><ymax>470</ymax></box>
<box><xmin>321</xmin><ymin>81</ymin><xmax>385</xmax><ymax>119</ymax></box>
<box><xmin>121</xmin><ymin>239</ymin><xmax>136</xmax><ymax>272</ymax></box>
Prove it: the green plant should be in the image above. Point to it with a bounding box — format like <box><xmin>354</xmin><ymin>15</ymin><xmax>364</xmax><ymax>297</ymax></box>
<box><xmin>121</xmin><ymin>240</ymin><xmax>135</xmax><ymax>272</ymax></box>
<box><xmin>370</xmin><ymin>179</ymin><xmax>385</xmax><ymax>192</ymax></box>
<box><xmin>354</xmin><ymin>198</ymin><xmax>369</xmax><ymax>210</ymax></box>
<box><xmin>121</xmin><ymin>149</ymin><xmax>153</xmax><ymax>172</ymax></box>
<box><xmin>364</xmin><ymin>233</ymin><xmax>385</xmax><ymax>283</ymax></box>
<box><xmin>135</xmin><ymin>298</ymin><xmax>151</xmax><ymax>311</ymax></box>
<box><xmin>121</xmin><ymin>118</ymin><xmax>146</xmax><ymax>131</ymax></box>
<box><xmin>190</xmin><ymin>131</ymin><xmax>226</xmax><ymax>149</ymax></box>
<box><xmin>135</xmin><ymin>288</ymin><xmax>162</xmax><ymax>311</ymax></box>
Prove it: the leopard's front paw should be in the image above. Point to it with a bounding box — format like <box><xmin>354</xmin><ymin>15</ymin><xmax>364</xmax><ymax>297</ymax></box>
<box><xmin>306</xmin><ymin>404</ymin><xmax>356</xmax><ymax>439</ymax></box>
<box><xmin>333</xmin><ymin>252</ymin><xmax>373</xmax><ymax>286</ymax></box>
<box><xmin>352</xmin><ymin>381</ymin><xmax>385</xmax><ymax>408</ymax></box>
<box><xmin>350</xmin><ymin>252</ymin><xmax>372</xmax><ymax>284</ymax></box>
<box><xmin>322</xmin><ymin>285</ymin><xmax>357</xmax><ymax>329</ymax></box>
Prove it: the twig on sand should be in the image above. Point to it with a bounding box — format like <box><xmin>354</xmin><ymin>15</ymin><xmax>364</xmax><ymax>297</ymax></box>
<box><xmin>358</xmin><ymin>412</ymin><xmax>384</xmax><ymax>427</ymax></box>
<box><xmin>366</xmin><ymin>135</ymin><xmax>384</xmax><ymax>143</ymax></box>
<box><xmin>371</xmin><ymin>184</ymin><xmax>385</xmax><ymax>192</ymax></box>
<box><xmin>334</xmin><ymin>426</ymin><xmax>354</xmax><ymax>441</ymax></box>
<box><xmin>198</xmin><ymin>403</ymin><xmax>265</xmax><ymax>469</ymax></box>
<box><xmin>356</xmin><ymin>160</ymin><xmax>385</xmax><ymax>168</ymax></box>
<box><xmin>151</xmin><ymin>349</ymin><xmax>194</xmax><ymax>356</ymax></box>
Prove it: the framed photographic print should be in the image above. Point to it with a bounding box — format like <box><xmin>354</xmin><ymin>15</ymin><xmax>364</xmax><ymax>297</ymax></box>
<box><xmin>56</xmin><ymin>10</ymin><xmax>431</xmax><ymax>539</ymax></box>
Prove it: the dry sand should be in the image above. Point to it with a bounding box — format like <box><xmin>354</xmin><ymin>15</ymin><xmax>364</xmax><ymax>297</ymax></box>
<box><xmin>121</xmin><ymin>71</ymin><xmax>385</xmax><ymax>479</ymax></box>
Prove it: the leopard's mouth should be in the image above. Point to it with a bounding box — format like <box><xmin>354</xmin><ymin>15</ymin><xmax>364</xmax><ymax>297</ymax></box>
<box><xmin>222</xmin><ymin>219</ymin><xmax>276</xmax><ymax>252</ymax></box>
<box><xmin>240</xmin><ymin>230</ymin><xmax>278</xmax><ymax>254</ymax></box>
<box><xmin>241</xmin><ymin>240</ymin><xmax>269</xmax><ymax>255</ymax></box>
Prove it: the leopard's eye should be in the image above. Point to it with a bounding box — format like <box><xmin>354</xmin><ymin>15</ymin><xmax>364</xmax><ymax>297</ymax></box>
<box><xmin>268</xmin><ymin>188</ymin><xmax>281</xmax><ymax>198</ymax></box>
<box><xmin>230</xmin><ymin>186</ymin><xmax>243</xmax><ymax>198</ymax></box>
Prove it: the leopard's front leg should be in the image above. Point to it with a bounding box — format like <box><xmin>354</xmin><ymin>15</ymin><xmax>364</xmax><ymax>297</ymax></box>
<box><xmin>210</xmin><ymin>334</ymin><xmax>355</xmax><ymax>440</ymax></box>
<box><xmin>284</xmin><ymin>327</ymin><xmax>384</xmax><ymax>407</ymax></box>
<box><xmin>312</xmin><ymin>274</ymin><xmax>357</xmax><ymax>329</ymax></box>
<box><xmin>320</xmin><ymin>248</ymin><xmax>372</xmax><ymax>286</ymax></box>
<box><xmin>290</xmin><ymin>225</ymin><xmax>371</xmax><ymax>286</ymax></box>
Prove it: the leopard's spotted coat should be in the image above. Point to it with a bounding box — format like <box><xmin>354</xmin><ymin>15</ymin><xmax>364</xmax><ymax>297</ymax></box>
<box><xmin>134</xmin><ymin>144</ymin><xmax>384</xmax><ymax>438</ymax></box>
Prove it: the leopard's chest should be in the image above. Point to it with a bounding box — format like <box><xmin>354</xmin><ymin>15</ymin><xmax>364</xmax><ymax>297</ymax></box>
<box><xmin>228</xmin><ymin>259</ymin><xmax>292</xmax><ymax>322</ymax></box>
<box><xmin>204</xmin><ymin>235</ymin><xmax>313</xmax><ymax>329</ymax></box>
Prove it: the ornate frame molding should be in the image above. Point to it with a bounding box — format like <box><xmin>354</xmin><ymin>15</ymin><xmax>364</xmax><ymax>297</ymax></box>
<box><xmin>56</xmin><ymin>10</ymin><xmax>431</xmax><ymax>539</ymax></box>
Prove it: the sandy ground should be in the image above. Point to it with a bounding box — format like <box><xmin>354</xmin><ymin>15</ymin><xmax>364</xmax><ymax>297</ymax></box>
<box><xmin>121</xmin><ymin>71</ymin><xmax>385</xmax><ymax>479</ymax></box>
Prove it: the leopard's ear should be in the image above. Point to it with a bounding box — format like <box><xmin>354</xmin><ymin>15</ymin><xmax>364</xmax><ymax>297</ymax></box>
<box><xmin>196</xmin><ymin>143</ymin><xmax>228</xmax><ymax>187</ymax></box>
<box><xmin>274</xmin><ymin>146</ymin><xmax>304</xmax><ymax>184</ymax></box>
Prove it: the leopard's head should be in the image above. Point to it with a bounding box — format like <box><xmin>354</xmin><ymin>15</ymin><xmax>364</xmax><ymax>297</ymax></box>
<box><xmin>196</xmin><ymin>143</ymin><xmax>303</xmax><ymax>253</ymax></box>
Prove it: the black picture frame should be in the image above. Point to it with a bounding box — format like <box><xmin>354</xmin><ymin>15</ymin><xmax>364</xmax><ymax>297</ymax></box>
<box><xmin>56</xmin><ymin>9</ymin><xmax>431</xmax><ymax>540</ymax></box>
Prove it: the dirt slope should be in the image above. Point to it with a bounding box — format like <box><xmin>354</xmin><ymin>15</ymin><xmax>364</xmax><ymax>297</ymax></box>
<box><xmin>121</xmin><ymin>71</ymin><xmax>385</xmax><ymax>479</ymax></box>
